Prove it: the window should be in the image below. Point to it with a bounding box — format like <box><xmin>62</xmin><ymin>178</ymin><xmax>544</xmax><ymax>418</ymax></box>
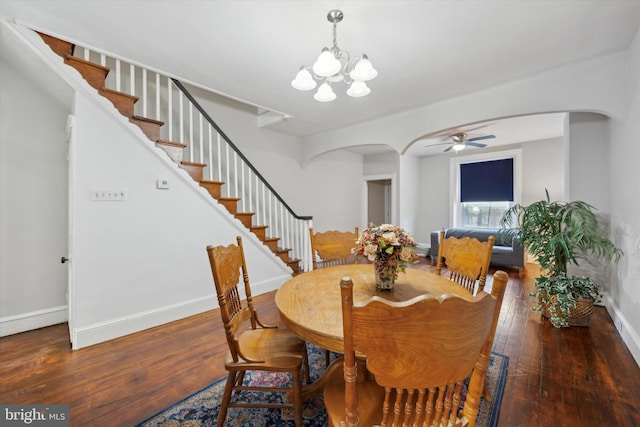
<box><xmin>450</xmin><ymin>150</ymin><xmax>521</xmax><ymax>228</ymax></box>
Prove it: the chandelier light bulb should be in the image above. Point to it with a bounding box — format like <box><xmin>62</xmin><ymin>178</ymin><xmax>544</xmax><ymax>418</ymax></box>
<box><xmin>291</xmin><ymin>67</ymin><xmax>317</xmax><ymax>91</ymax></box>
<box><xmin>349</xmin><ymin>55</ymin><xmax>378</xmax><ymax>82</ymax></box>
<box><xmin>312</xmin><ymin>48</ymin><xmax>342</xmax><ymax>77</ymax></box>
<box><xmin>346</xmin><ymin>80</ymin><xmax>371</xmax><ymax>97</ymax></box>
<box><xmin>293</xmin><ymin>10</ymin><xmax>377</xmax><ymax>101</ymax></box>
<box><xmin>314</xmin><ymin>82</ymin><xmax>337</xmax><ymax>102</ymax></box>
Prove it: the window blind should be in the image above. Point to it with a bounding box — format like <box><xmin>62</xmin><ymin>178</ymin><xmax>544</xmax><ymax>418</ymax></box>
<box><xmin>460</xmin><ymin>158</ymin><xmax>514</xmax><ymax>202</ymax></box>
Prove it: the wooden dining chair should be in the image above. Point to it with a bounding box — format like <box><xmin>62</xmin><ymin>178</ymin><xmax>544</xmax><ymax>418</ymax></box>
<box><xmin>206</xmin><ymin>236</ymin><xmax>310</xmax><ymax>427</ymax></box>
<box><xmin>435</xmin><ymin>228</ymin><xmax>495</xmax><ymax>294</ymax></box>
<box><xmin>324</xmin><ymin>271</ymin><xmax>509</xmax><ymax>427</ymax></box>
<box><xmin>309</xmin><ymin>227</ymin><xmax>359</xmax><ymax>270</ymax></box>
<box><xmin>309</xmin><ymin>226</ymin><xmax>358</xmax><ymax>365</ymax></box>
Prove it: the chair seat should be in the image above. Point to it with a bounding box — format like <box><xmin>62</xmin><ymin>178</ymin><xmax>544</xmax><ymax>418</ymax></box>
<box><xmin>325</xmin><ymin>380</ymin><xmax>385</xmax><ymax>426</ymax></box>
<box><xmin>225</xmin><ymin>328</ymin><xmax>306</xmax><ymax>371</ymax></box>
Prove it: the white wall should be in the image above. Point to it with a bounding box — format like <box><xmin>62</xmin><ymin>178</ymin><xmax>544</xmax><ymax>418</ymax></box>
<box><xmin>398</xmin><ymin>154</ymin><xmax>419</xmax><ymax>236</ymax></box>
<box><xmin>521</xmin><ymin>137</ymin><xmax>565</xmax><ymax>204</ymax></box>
<box><xmin>568</xmin><ymin>113</ymin><xmax>611</xmax><ymax>213</ymax></box>
<box><xmin>415</xmin><ymin>154</ymin><xmax>449</xmax><ymax>243</ymax></box>
<box><xmin>608</xmin><ymin>27</ymin><xmax>640</xmax><ymax>364</ymax></box>
<box><xmin>0</xmin><ymin>57</ymin><xmax>70</xmax><ymax>335</ymax></box>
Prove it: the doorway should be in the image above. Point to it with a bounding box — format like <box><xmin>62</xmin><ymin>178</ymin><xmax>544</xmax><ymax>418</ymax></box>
<box><xmin>366</xmin><ymin>179</ymin><xmax>392</xmax><ymax>225</ymax></box>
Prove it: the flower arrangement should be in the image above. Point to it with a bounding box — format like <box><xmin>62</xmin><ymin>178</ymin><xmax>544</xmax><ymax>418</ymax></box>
<box><xmin>353</xmin><ymin>223</ymin><xmax>419</xmax><ymax>288</ymax></box>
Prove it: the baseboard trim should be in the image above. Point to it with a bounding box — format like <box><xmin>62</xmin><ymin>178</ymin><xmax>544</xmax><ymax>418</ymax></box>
<box><xmin>72</xmin><ymin>296</ymin><xmax>217</xmax><ymax>349</ymax></box>
<box><xmin>71</xmin><ymin>274</ymin><xmax>289</xmax><ymax>350</ymax></box>
<box><xmin>0</xmin><ymin>306</ymin><xmax>68</xmax><ymax>337</ymax></box>
<box><xmin>604</xmin><ymin>294</ymin><xmax>640</xmax><ymax>368</ymax></box>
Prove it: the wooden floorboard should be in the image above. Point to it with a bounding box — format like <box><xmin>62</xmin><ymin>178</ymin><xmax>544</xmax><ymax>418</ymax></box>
<box><xmin>1</xmin><ymin>259</ymin><xmax>639</xmax><ymax>426</ymax></box>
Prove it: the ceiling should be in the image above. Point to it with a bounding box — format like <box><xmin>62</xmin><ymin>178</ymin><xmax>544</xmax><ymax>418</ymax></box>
<box><xmin>2</xmin><ymin>1</ymin><xmax>639</xmax><ymax>155</ymax></box>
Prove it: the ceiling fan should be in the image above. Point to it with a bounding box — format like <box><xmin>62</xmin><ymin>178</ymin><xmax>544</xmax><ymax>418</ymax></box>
<box><xmin>442</xmin><ymin>132</ymin><xmax>496</xmax><ymax>152</ymax></box>
<box><xmin>425</xmin><ymin>125</ymin><xmax>496</xmax><ymax>152</ymax></box>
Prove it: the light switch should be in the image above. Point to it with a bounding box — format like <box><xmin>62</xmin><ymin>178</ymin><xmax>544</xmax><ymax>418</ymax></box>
<box><xmin>91</xmin><ymin>189</ymin><xmax>127</xmax><ymax>201</ymax></box>
<box><xmin>156</xmin><ymin>179</ymin><xmax>170</xmax><ymax>189</ymax></box>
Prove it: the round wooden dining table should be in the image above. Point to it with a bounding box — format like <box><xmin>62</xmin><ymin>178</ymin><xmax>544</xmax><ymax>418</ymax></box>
<box><xmin>275</xmin><ymin>264</ymin><xmax>473</xmax><ymax>355</ymax></box>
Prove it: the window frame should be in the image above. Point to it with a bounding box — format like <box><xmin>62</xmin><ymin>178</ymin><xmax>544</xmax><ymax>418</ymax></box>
<box><xmin>449</xmin><ymin>149</ymin><xmax>522</xmax><ymax>228</ymax></box>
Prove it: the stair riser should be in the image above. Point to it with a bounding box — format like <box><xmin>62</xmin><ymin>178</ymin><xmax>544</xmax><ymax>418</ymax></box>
<box><xmin>219</xmin><ymin>200</ymin><xmax>238</xmax><ymax>215</ymax></box>
<box><xmin>156</xmin><ymin>143</ymin><xmax>184</xmax><ymax>163</ymax></box>
<box><xmin>199</xmin><ymin>182</ymin><xmax>223</xmax><ymax>199</ymax></box>
<box><xmin>252</xmin><ymin>229</ymin><xmax>267</xmax><ymax>241</ymax></box>
<box><xmin>65</xmin><ymin>56</ymin><xmax>109</xmax><ymax>90</ymax></box>
<box><xmin>130</xmin><ymin>118</ymin><xmax>161</xmax><ymax>141</ymax></box>
<box><xmin>99</xmin><ymin>89</ymin><xmax>137</xmax><ymax>118</ymax></box>
<box><xmin>37</xmin><ymin>32</ymin><xmax>73</xmax><ymax>58</ymax></box>
<box><xmin>265</xmin><ymin>240</ymin><xmax>279</xmax><ymax>252</ymax></box>
<box><xmin>235</xmin><ymin>214</ymin><xmax>253</xmax><ymax>228</ymax></box>
<box><xmin>179</xmin><ymin>163</ymin><xmax>205</xmax><ymax>182</ymax></box>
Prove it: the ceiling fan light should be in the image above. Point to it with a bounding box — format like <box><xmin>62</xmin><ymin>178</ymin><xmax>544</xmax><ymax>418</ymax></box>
<box><xmin>349</xmin><ymin>54</ymin><xmax>378</xmax><ymax>81</ymax></box>
<box><xmin>312</xmin><ymin>48</ymin><xmax>342</xmax><ymax>77</ymax></box>
<box><xmin>346</xmin><ymin>80</ymin><xmax>370</xmax><ymax>97</ymax></box>
<box><xmin>291</xmin><ymin>67</ymin><xmax>317</xmax><ymax>91</ymax></box>
<box><xmin>314</xmin><ymin>82</ymin><xmax>337</xmax><ymax>102</ymax></box>
<box><xmin>452</xmin><ymin>143</ymin><xmax>466</xmax><ymax>151</ymax></box>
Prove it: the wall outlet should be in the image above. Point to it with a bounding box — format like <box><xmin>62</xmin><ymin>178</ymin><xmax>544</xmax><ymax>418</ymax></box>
<box><xmin>615</xmin><ymin>318</ymin><xmax>624</xmax><ymax>335</ymax></box>
<box><xmin>91</xmin><ymin>189</ymin><xmax>127</xmax><ymax>201</ymax></box>
<box><xmin>156</xmin><ymin>179</ymin><xmax>170</xmax><ymax>189</ymax></box>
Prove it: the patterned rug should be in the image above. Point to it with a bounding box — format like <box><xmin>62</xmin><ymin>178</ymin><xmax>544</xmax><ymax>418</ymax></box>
<box><xmin>137</xmin><ymin>345</ymin><xmax>508</xmax><ymax>427</ymax></box>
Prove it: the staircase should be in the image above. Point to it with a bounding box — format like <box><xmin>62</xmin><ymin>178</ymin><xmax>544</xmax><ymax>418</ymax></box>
<box><xmin>36</xmin><ymin>32</ymin><xmax>310</xmax><ymax>274</ymax></box>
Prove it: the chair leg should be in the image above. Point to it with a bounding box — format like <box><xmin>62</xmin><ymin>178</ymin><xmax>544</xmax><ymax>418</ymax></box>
<box><xmin>217</xmin><ymin>371</ymin><xmax>237</xmax><ymax>427</ymax></box>
<box><xmin>483</xmin><ymin>380</ymin><xmax>493</xmax><ymax>402</ymax></box>
<box><xmin>291</xmin><ymin>368</ymin><xmax>303</xmax><ymax>427</ymax></box>
<box><xmin>325</xmin><ymin>349</ymin><xmax>331</xmax><ymax>367</ymax></box>
<box><xmin>303</xmin><ymin>344</ymin><xmax>311</xmax><ymax>384</ymax></box>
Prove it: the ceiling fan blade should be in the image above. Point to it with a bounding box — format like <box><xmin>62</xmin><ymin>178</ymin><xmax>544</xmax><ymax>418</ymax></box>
<box><xmin>424</xmin><ymin>142</ymin><xmax>452</xmax><ymax>148</ymax></box>
<box><xmin>467</xmin><ymin>134</ymin><xmax>496</xmax><ymax>142</ymax></box>
<box><xmin>467</xmin><ymin>142</ymin><xmax>487</xmax><ymax>148</ymax></box>
<box><xmin>443</xmin><ymin>145</ymin><xmax>454</xmax><ymax>152</ymax></box>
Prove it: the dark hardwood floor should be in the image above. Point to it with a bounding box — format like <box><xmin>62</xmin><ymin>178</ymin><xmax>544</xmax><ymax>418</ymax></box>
<box><xmin>1</xmin><ymin>259</ymin><xmax>638</xmax><ymax>426</ymax></box>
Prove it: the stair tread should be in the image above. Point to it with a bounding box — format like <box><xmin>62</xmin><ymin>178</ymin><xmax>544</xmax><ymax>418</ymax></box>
<box><xmin>65</xmin><ymin>55</ymin><xmax>110</xmax><ymax>72</ymax></box>
<box><xmin>219</xmin><ymin>197</ymin><xmax>241</xmax><ymax>202</ymax></box>
<box><xmin>156</xmin><ymin>139</ymin><xmax>187</xmax><ymax>148</ymax></box>
<box><xmin>235</xmin><ymin>212</ymin><xmax>255</xmax><ymax>216</ymax></box>
<box><xmin>180</xmin><ymin>161</ymin><xmax>206</xmax><ymax>167</ymax></box>
<box><xmin>131</xmin><ymin>115</ymin><xmax>164</xmax><ymax>126</ymax></box>
<box><xmin>200</xmin><ymin>180</ymin><xmax>224</xmax><ymax>185</ymax></box>
<box><xmin>99</xmin><ymin>87</ymin><xmax>139</xmax><ymax>101</ymax></box>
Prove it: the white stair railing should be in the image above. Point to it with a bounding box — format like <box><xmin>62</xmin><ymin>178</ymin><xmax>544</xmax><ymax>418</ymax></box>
<box><xmin>71</xmin><ymin>44</ymin><xmax>313</xmax><ymax>271</ymax></box>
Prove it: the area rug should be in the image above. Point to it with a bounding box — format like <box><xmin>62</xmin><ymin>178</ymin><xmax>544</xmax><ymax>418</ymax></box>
<box><xmin>137</xmin><ymin>345</ymin><xmax>508</xmax><ymax>427</ymax></box>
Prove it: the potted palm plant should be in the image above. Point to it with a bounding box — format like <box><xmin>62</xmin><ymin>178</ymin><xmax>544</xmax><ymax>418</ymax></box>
<box><xmin>500</xmin><ymin>190</ymin><xmax>622</xmax><ymax>327</ymax></box>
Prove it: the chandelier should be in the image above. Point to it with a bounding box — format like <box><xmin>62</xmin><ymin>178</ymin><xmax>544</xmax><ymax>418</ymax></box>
<box><xmin>291</xmin><ymin>10</ymin><xmax>378</xmax><ymax>102</ymax></box>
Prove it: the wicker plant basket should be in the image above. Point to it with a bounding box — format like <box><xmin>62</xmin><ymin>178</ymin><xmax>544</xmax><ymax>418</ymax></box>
<box><xmin>542</xmin><ymin>297</ymin><xmax>594</xmax><ymax>327</ymax></box>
